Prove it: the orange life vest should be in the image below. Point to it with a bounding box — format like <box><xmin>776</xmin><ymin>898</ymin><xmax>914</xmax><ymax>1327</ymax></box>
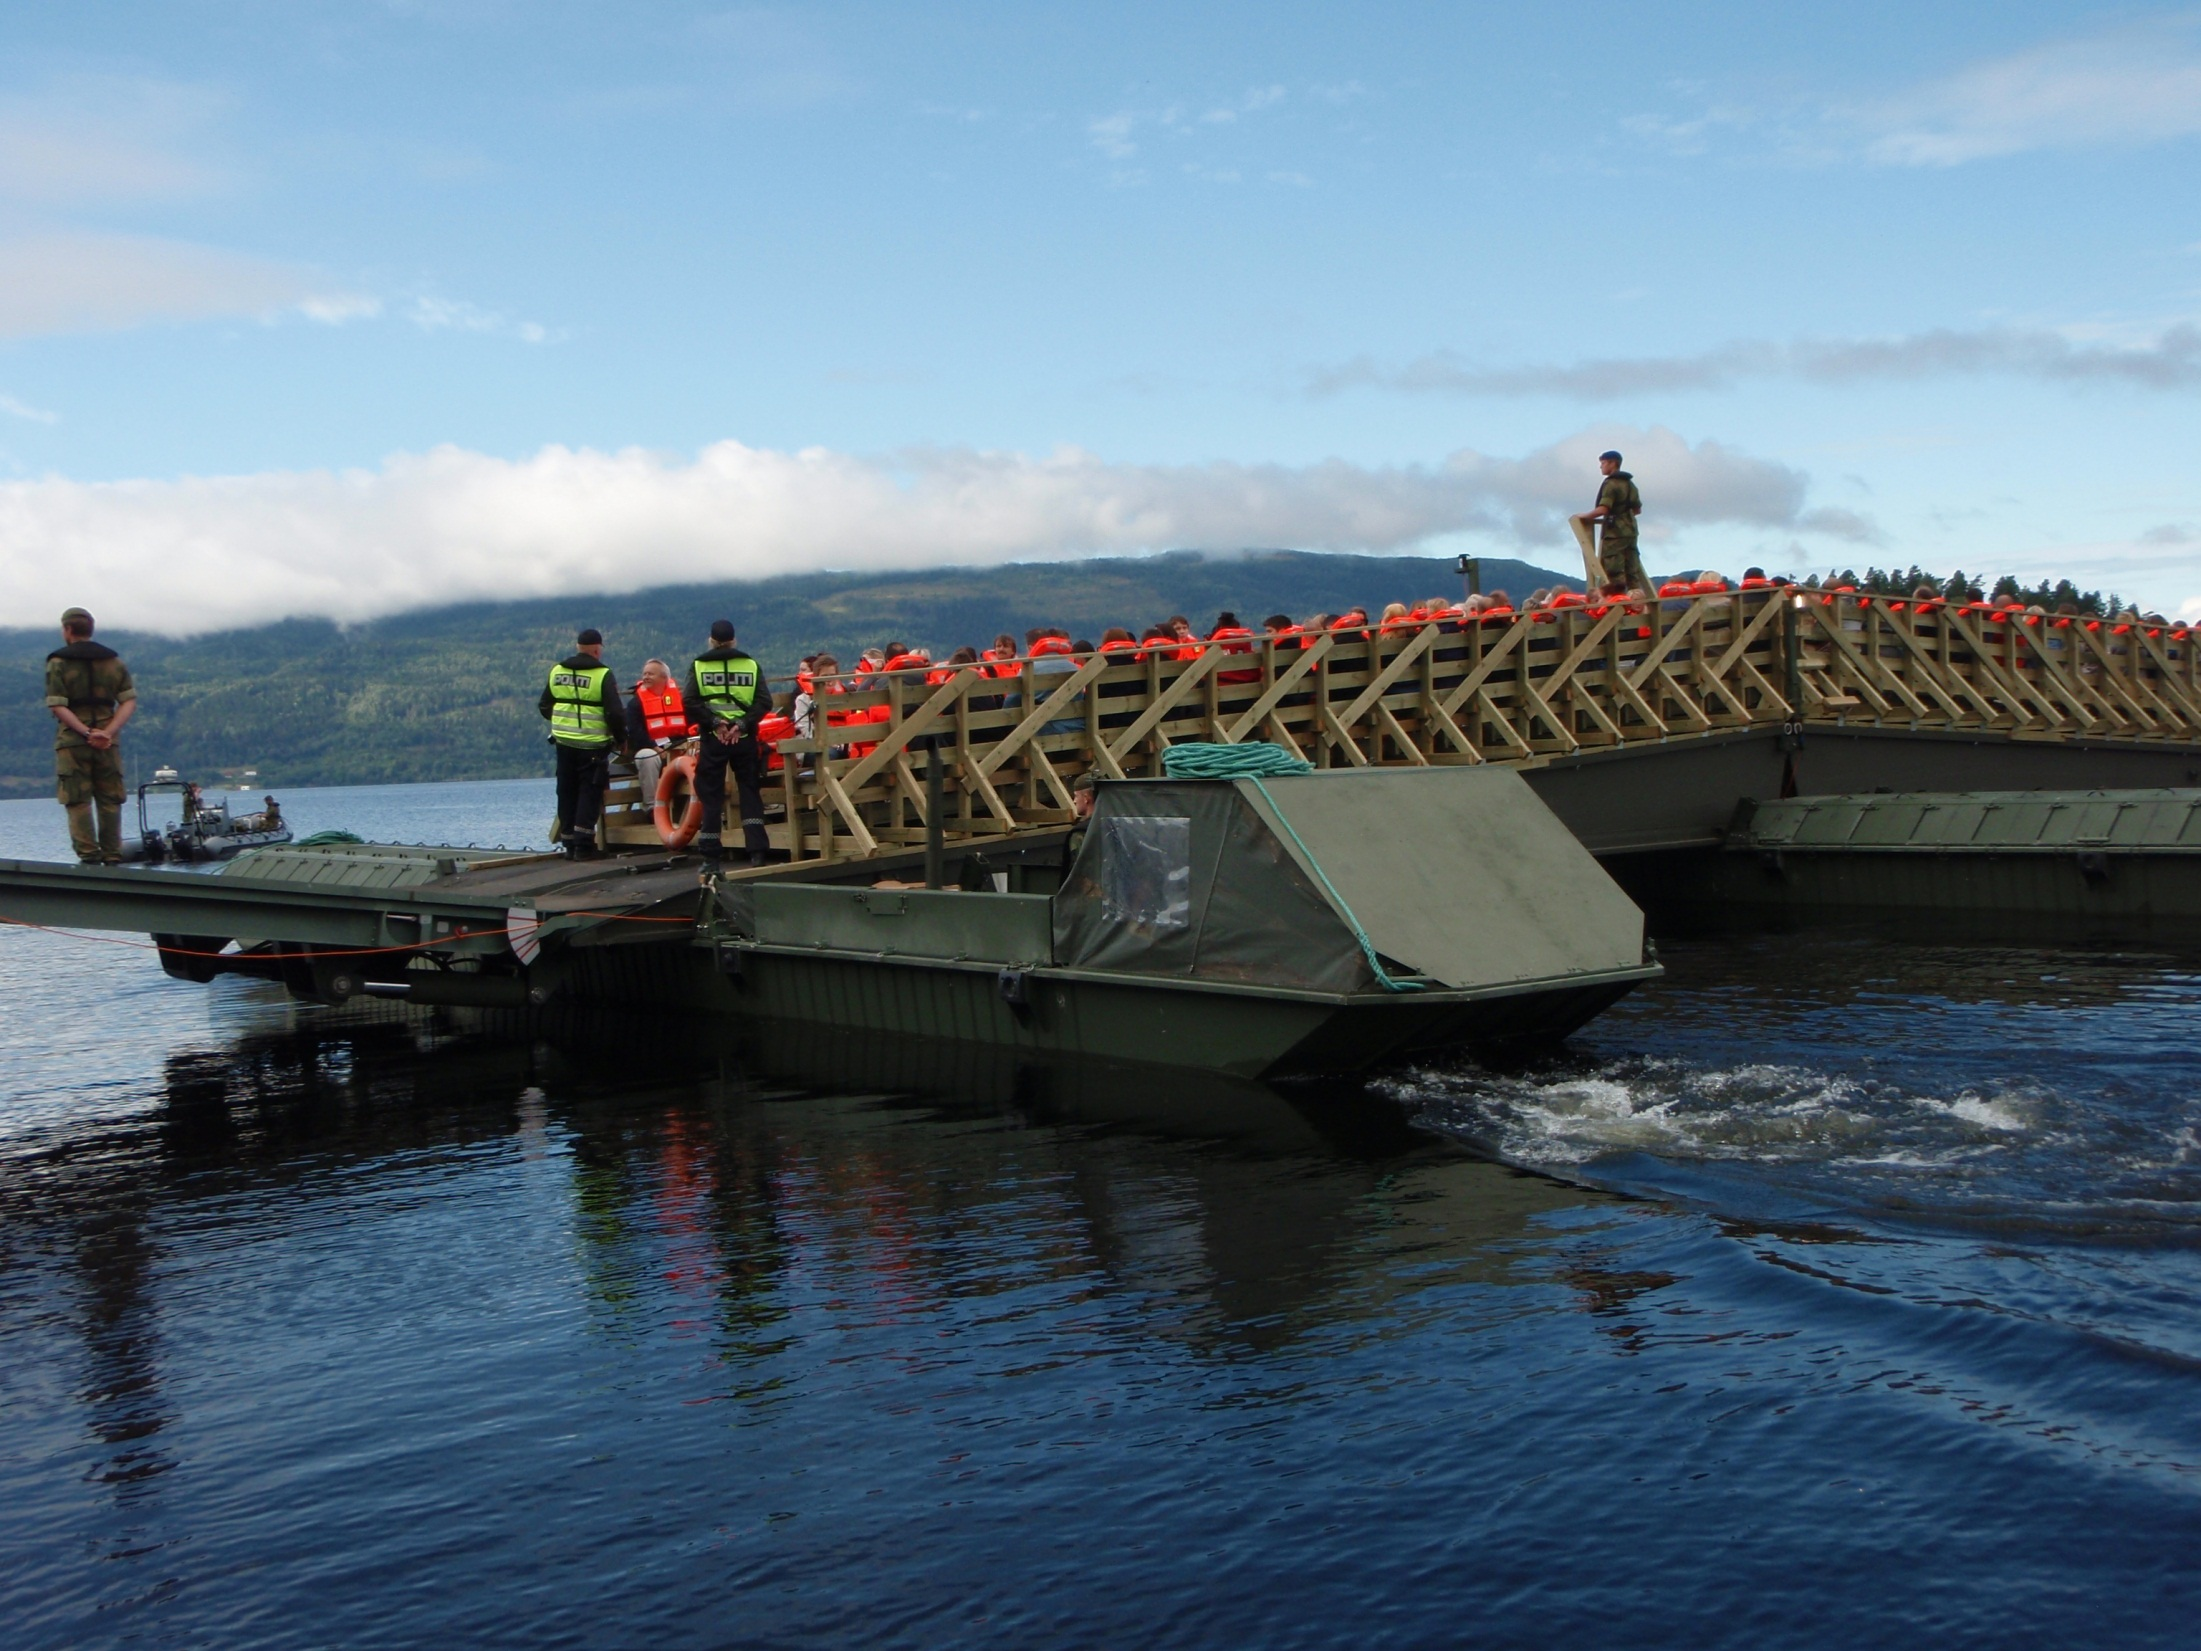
<box><xmin>635</xmin><ymin>682</ymin><xmax>692</xmax><ymax>743</ymax></box>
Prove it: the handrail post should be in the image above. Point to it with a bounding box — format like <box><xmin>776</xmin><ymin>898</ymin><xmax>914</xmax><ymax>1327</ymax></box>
<box><xmin>1784</xmin><ymin>593</ymin><xmax>1803</xmax><ymax>710</ymax></box>
<box><xmin>923</xmin><ymin>736</ymin><xmax>944</xmax><ymax>889</ymax></box>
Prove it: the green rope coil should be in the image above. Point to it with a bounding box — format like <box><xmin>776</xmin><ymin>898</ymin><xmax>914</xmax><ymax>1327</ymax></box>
<box><xmin>1160</xmin><ymin>741</ymin><xmax>1314</xmax><ymax>779</ymax></box>
<box><xmin>294</xmin><ymin>829</ymin><xmax>366</xmax><ymax>846</ymax></box>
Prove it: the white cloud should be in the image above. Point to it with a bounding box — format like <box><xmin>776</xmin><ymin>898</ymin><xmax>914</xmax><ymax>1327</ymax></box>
<box><xmin>1313</xmin><ymin>324</ymin><xmax>2201</xmax><ymax>398</ymax></box>
<box><xmin>0</xmin><ymin>231</ymin><xmax>323</xmax><ymax>338</ymax></box>
<box><xmin>1851</xmin><ymin>22</ymin><xmax>2201</xmax><ymax>166</ymax></box>
<box><xmin>0</xmin><ymin>427</ymin><xmax>1828</xmax><ymax>635</ymax></box>
<box><xmin>1200</xmin><ymin>85</ymin><xmax>1285</xmax><ymax>124</ymax></box>
<box><xmin>0</xmin><ymin>77</ymin><xmax>228</xmax><ymax>206</ymax></box>
<box><xmin>0</xmin><ymin>393</ymin><xmax>57</xmax><ymax>425</ymax></box>
<box><xmin>403</xmin><ymin>296</ymin><xmax>560</xmax><ymax>344</ymax></box>
<box><xmin>1087</xmin><ymin>109</ymin><xmax>1146</xmax><ymax>159</ymax></box>
<box><xmin>1088</xmin><ymin>86</ymin><xmax>1287</xmax><ymax>159</ymax></box>
<box><xmin>299</xmin><ymin>292</ymin><xmax>384</xmax><ymax>325</ymax></box>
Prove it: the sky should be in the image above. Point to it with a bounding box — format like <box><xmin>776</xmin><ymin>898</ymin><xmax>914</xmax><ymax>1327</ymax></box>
<box><xmin>1</xmin><ymin>0</ymin><xmax>2199</xmax><ymax>633</ymax></box>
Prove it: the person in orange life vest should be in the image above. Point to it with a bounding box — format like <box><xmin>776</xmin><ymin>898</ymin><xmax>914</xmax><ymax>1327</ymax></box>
<box><xmin>1136</xmin><ymin>624</ymin><xmax>1174</xmax><ymax>660</ymax></box>
<box><xmin>1098</xmin><ymin>627</ymin><xmax>1139</xmax><ymax>657</ymax></box>
<box><xmin>1330</xmin><ymin>607</ymin><xmax>1370</xmax><ymax>642</ymax></box>
<box><xmin>625</xmin><ymin>657</ymin><xmax>693</xmax><ymax>807</ymax></box>
<box><xmin>935</xmin><ymin>646</ymin><xmax>980</xmax><ymax>687</ymax></box>
<box><xmin>1162</xmin><ymin>615</ymin><xmax>1201</xmax><ymax>662</ymax></box>
<box><xmin>1208</xmin><ymin>610</ymin><xmax>1260</xmax><ymax>683</ymax></box>
<box><xmin>1022</xmin><ymin>627</ymin><xmax>1082</xmax><ymax>733</ymax></box>
<box><xmin>802</xmin><ymin>653</ymin><xmax>857</xmax><ymax>759</ymax></box>
<box><xmin>871</xmin><ymin>646</ymin><xmax>935</xmax><ymax>725</ymax></box>
<box><xmin>982</xmin><ymin>633</ymin><xmax>1021</xmax><ymax>680</ymax></box>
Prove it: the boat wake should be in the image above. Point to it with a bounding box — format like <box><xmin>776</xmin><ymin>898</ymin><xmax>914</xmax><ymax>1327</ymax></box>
<box><xmin>1382</xmin><ymin>1053</ymin><xmax>2057</xmax><ymax>1174</ymax></box>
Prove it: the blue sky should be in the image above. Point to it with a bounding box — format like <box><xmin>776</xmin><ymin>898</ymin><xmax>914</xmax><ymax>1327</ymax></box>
<box><xmin>2</xmin><ymin>1</ymin><xmax>2198</xmax><ymax>631</ymax></box>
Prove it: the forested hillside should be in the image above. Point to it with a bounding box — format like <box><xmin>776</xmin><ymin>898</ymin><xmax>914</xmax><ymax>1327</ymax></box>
<box><xmin>1</xmin><ymin>550</ymin><xmax>1565</xmax><ymax>791</ymax></box>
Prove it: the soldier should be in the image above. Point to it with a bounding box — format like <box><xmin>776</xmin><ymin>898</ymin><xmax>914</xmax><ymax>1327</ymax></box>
<box><xmin>1576</xmin><ymin>449</ymin><xmax>1648</xmax><ymax>596</ymax></box>
<box><xmin>45</xmin><ymin>607</ymin><xmax>137</xmax><ymax>865</ymax></box>
<box><xmin>685</xmin><ymin>619</ymin><xmax>775</xmax><ymax>875</ymax></box>
<box><xmin>538</xmin><ymin>627</ymin><xmax>627</xmax><ymax>858</ymax></box>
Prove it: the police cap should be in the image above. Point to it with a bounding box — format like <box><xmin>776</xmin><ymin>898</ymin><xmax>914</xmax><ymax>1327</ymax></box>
<box><xmin>61</xmin><ymin>606</ymin><xmax>92</xmax><ymax>628</ymax></box>
<box><xmin>577</xmin><ymin>627</ymin><xmax>603</xmax><ymax>646</ymax></box>
<box><xmin>709</xmin><ymin>619</ymin><xmax>735</xmax><ymax>643</ymax></box>
<box><xmin>1598</xmin><ymin>450</ymin><xmax>1623</xmax><ymax>464</ymax></box>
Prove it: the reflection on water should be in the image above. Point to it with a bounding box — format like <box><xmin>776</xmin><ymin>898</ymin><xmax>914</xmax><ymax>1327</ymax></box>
<box><xmin>9</xmin><ymin>790</ymin><xmax>2201</xmax><ymax>1645</ymax></box>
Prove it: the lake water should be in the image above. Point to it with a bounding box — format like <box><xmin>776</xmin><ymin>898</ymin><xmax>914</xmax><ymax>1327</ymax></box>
<box><xmin>4</xmin><ymin>780</ymin><xmax>2200</xmax><ymax>1648</ymax></box>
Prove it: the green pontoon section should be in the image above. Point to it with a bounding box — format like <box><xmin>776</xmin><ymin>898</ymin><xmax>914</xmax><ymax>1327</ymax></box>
<box><xmin>1630</xmin><ymin>788</ymin><xmax>2201</xmax><ymax>943</ymax></box>
<box><xmin>720</xmin><ymin>767</ymin><xmax>1659</xmax><ymax>1077</ymax></box>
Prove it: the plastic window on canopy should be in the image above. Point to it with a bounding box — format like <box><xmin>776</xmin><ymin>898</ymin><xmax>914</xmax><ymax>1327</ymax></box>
<box><xmin>1096</xmin><ymin>816</ymin><xmax>1192</xmax><ymax>934</ymax></box>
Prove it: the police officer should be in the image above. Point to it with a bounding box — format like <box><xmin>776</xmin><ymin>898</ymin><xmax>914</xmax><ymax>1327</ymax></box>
<box><xmin>46</xmin><ymin>607</ymin><xmax>136</xmax><ymax>865</ymax></box>
<box><xmin>538</xmin><ymin>627</ymin><xmax>627</xmax><ymax>857</ymax></box>
<box><xmin>685</xmin><ymin>619</ymin><xmax>774</xmax><ymax>873</ymax></box>
<box><xmin>1578</xmin><ymin>449</ymin><xmax>1649</xmax><ymax>596</ymax></box>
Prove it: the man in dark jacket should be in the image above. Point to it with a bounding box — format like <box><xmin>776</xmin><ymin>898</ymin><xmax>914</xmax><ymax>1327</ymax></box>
<box><xmin>45</xmin><ymin>607</ymin><xmax>136</xmax><ymax>864</ymax></box>
<box><xmin>538</xmin><ymin>627</ymin><xmax>627</xmax><ymax>857</ymax></box>
<box><xmin>684</xmin><ymin>619</ymin><xmax>774</xmax><ymax>872</ymax></box>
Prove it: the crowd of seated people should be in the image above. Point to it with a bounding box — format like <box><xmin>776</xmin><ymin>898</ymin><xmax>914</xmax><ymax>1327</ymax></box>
<box><xmin>609</xmin><ymin>572</ymin><xmax>2189</xmax><ymax>814</ymax></box>
<box><xmin>760</xmin><ymin>577</ymin><xmax>2190</xmax><ymax>748</ymax></box>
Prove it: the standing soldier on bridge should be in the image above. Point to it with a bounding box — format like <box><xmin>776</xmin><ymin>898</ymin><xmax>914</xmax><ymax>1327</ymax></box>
<box><xmin>686</xmin><ymin>619</ymin><xmax>775</xmax><ymax>875</ymax></box>
<box><xmin>539</xmin><ymin>627</ymin><xmax>626</xmax><ymax>858</ymax></box>
<box><xmin>1574</xmin><ymin>449</ymin><xmax>1648</xmax><ymax>597</ymax></box>
<box><xmin>46</xmin><ymin>607</ymin><xmax>136</xmax><ymax>865</ymax></box>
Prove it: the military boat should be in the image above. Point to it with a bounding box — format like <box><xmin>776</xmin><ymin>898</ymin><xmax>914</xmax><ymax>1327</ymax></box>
<box><xmin>121</xmin><ymin>769</ymin><xmax>293</xmax><ymax>864</ymax></box>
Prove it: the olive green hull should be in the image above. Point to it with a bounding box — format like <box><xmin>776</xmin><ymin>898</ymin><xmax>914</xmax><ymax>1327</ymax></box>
<box><xmin>1621</xmin><ymin>846</ymin><xmax>2201</xmax><ymax>947</ymax></box>
<box><xmin>701</xmin><ymin>945</ymin><xmax>1653</xmax><ymax>1079</ymax></box>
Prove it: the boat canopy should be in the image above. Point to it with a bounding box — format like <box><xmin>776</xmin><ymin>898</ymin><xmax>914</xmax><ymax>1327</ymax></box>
<box><xmin>1052</xmin><ymin>767</ymin><xmax>1647</xmax><ymax>996</ymax></box>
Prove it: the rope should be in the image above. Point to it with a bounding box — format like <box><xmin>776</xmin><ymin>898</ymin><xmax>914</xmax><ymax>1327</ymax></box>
<box><xmin>1160</xmin><ymin>741</ymin><xmax>1314</xmax><ymax>779</ymax></box>
<box><xmin>1244</xmin><ymin>777</ymin><xmax>1424</xmax><ymax>994</ymax></box>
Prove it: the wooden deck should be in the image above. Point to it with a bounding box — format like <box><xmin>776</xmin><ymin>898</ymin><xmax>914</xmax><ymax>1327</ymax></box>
<box><xmin>602</xmin><ymin>591</ymin><xmax>2201</xmax><ymax>862</ymax></box>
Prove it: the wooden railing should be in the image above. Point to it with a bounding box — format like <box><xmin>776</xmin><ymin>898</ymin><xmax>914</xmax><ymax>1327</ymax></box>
<box><xmin>603</xmin><ymin>592</ymin><xmax>2201</xmax><ymax>860</ymax></box>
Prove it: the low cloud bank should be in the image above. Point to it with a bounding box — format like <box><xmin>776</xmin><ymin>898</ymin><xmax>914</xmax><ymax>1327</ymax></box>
<box><xmin>0</xmin><ymin>425</ymin><xmax>1844</xmax><ymax>635</ymax></box>
<box><xmin>1313</xmin><ymin>325</ymin><xmax>2201</xmax><ymax>399</ymax></box>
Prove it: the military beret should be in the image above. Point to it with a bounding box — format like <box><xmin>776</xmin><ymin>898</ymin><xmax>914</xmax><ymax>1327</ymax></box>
<box><xmin>61</xmin><ymin>606</ymin><xmax>92</xmax><ymax>626</ymax></box>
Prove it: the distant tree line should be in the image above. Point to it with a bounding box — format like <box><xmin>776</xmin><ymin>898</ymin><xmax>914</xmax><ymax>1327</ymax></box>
<box><xmin>1802</xmin><ymin>566</ymin><xmax>2146</xmax><ymax>618</ymax></box>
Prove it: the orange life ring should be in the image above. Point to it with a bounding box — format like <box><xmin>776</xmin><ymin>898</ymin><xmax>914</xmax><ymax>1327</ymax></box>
<box><xmin>654</xmin><ymin>750</ymin><xmax>704</xmax><ymax>848</ymax></box>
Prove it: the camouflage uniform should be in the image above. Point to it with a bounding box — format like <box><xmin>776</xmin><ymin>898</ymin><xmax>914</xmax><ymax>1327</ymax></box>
<box><xmin>46</xmin><ymin>640</ymin><xmax>136</xmax><ymax>863</ymax></box>
<box><xmin>1594</xmin><ymin>470</ymin><xmax>1649</xmax><ymax>593</ymax></box>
